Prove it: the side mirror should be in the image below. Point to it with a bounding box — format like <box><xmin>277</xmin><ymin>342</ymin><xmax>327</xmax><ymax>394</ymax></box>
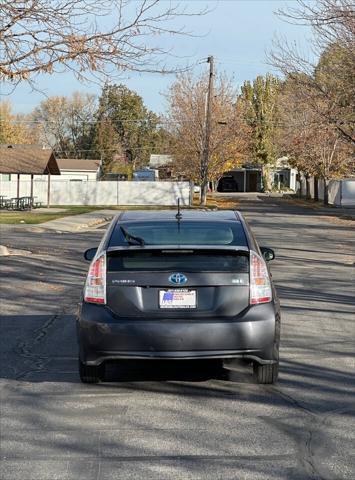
<box><xmin>260</xmin><ymin>247</ymin><xmax>275</xmax><ymax>262</ymax></box>
<box><xmin>84</xmin><ymin>247</ymin><xmax>98</xmax><ymax>261</ymax></box>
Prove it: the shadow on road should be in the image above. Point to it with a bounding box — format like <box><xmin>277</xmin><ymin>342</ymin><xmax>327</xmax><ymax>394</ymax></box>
<box><xmin>1</xmin><ymin>314</ymin><xmax>354</xmax><ymax>416</ymax></box>
<box><xmin>1</xmin><ymin>198</ymin><xmax>355</xmax><ymax>479</ymax></box>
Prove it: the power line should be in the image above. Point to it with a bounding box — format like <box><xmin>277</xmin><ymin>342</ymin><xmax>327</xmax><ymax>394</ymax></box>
<box><xmin>0</xmin><ymin>119</ymin><xmax>164</xmax><ymax>125</ymax></box>
<box><xmin>1</xmin><ymin>118</ymin><xmax>342</xmax><ymax>127</ymax></box>
<box><xmin>49</xmin><ymin>146</ymin><xmax>174</xmax><ymax>153</ymax></box>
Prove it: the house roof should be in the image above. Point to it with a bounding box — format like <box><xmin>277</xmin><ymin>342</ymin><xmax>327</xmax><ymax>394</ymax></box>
<box><xmin>0</xmin><ymin>145</ymin><xmax>60</xmax><ymax>175</ymax></box>
<box><xmin>149</xmin><ymin>154</ymin><xmax>173</xmax><ymax>168</ymax></box>
<box><xmin>57</xmin><ymin>158</ymin><xmax>100</xmax><ymax>172</ymax></box>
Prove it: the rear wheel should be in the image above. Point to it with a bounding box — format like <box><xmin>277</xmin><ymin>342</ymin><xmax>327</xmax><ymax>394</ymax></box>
<box><xmin>79</xmin><ymin>360</ymin><xmax>104</xmax><ymax>384</ymax></box>
<box><xmin>253</xmin><ymin>362</ymin><xmax>279</xmax><ymax>384</ymax></box>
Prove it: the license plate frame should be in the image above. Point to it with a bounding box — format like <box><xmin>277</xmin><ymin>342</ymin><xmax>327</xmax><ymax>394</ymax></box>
<box><xmin>159</xmin><ymin>289</ymin><xmax>197</xmax><ymax>309</ymax></box>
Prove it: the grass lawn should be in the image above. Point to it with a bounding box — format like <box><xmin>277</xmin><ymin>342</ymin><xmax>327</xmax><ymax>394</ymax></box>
<box><xmin>0</xmin><ymin>196</ymin><xmax>238</xmax><ymax>225</ymax></box>
<box><xmin>0</xmin><ymin>206</ymin><xmax>104</xmax><ymax>224</ymax></box>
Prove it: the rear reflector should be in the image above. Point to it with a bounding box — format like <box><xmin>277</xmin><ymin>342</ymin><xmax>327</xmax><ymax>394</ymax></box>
<box><xmin>249</xmin><ymin>251</ymin><xmax>272</xmax><ymax>305</ymax></box>
<box><xmin>84</xmin><ymin>254</ymin><xmax>106</xmax><ymax>304</ymax></box>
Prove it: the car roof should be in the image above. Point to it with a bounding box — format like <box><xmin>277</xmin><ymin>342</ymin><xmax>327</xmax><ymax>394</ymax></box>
<box><xmin>118</xmin><ymin>210</ymin><xmax>241</xmax><ymax>222</ymax></box>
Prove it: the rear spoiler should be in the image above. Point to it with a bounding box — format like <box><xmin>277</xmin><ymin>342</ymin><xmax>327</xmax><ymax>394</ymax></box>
<box><xmin>106</xmin><ymin>245</ymin><xmax>249</xmax><ymax>254</ymax></box>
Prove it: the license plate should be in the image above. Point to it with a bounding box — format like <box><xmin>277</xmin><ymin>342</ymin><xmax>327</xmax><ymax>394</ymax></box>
<box><xmin>159</xmin><ymin>289</ymin><xmax>196</xmax><ymax>309</ymax></box>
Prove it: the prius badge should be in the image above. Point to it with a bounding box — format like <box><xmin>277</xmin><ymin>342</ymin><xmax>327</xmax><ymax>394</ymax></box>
<box><xmin>169</xmin><ymin>273</ymin><xmax>187</xmax><ymax>285</ymax></box>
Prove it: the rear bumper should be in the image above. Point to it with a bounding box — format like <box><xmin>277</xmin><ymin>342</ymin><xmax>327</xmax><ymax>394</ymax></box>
<box><xmin>77</xmin><ymin>302</ymin><xmax>279</xmax><ymax>366</ymax></box>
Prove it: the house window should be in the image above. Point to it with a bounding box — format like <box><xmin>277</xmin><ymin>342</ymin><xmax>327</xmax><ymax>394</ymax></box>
<box><xmin>1</xmin><ymin>174</ymin><xmax>11</xmax><ymax>181</ymax></box>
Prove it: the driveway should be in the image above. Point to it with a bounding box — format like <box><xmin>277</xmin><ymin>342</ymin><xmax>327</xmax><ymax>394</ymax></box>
<box><xmin>1</xmin><ymin>197</ymin><xmax>354</xmax><ymax>480</ymax></box>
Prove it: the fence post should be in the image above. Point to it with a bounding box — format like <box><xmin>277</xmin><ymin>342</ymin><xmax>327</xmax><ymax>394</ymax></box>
<box><xmin>189</xmin><ymin>181</ymin><xmax>194</xmax><ymax>206</ymax></box>
<box><xmin>47</xmin><ymin>172</ymin><xmax>51</xmax><ymax>207</ymax></box>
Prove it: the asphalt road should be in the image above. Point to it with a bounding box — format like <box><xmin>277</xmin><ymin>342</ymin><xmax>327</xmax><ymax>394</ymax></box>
<box><xmin>1</xmin><ymin>196</ymin><xmax>354</xmax><ymax>480</ymax></box>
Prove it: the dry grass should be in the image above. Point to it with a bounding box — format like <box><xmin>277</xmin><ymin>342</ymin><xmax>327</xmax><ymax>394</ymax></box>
<box><xmin>281</xmin><ymin>197</ymin><xmax>354</xmax><ymax>224</ymax></box>
<box><xmin>192</xmin><ymin>194</ymin><xmax>239</xmax><ymax>210</ymax></box>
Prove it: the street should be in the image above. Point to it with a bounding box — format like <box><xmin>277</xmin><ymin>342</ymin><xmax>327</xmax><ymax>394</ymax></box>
<box><xmin>1</xmin><ymin>196</ymin><xmax>354</xmax><ymax>480</ymax></box>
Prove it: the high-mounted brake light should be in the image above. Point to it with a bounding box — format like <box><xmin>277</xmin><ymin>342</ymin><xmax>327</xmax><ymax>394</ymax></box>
<box><xmin>249</xmin><ymin>251</ymin><xmax>272</xmax><ymax>305</ymax></box>
<box><xmin>84</xmin><ymin>254</ymin><xmax>106</xmax><ymax>304</ymax></box>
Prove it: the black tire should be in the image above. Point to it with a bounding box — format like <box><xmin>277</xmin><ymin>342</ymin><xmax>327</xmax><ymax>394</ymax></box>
<box><xmin>253</xmin><ymin>362</ymin><xmax>279</xmax><ymax>384</ymax></box>
<box><xmin>79</xmin><ymin>360</ymin><xmax>104</xmax><ymax>384</ymax></box>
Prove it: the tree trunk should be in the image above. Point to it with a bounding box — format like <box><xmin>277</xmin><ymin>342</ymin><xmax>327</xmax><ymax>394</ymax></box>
<box><xmin>200</xmin><ymin>181</ymin><xmax>208</xmax><ymax>205</ymax></box>
<box><xmin>305</xmin><ymin>174</ymin><xmax>311</xmax><ymax>200</ymax></box>
<box><xmin>262</xmin><ymin>165</ymin><xmax>271</xmax><ymax>192</ymax></box>
<box><xmin>323</xmin><ymin>178</ymin><xmax>329</xmax><ymax>206</ymax></box>
<box><xmin>314</xmin><ymin>177</ymin><xmax>319</xmax><ymax>202</ymax></box>
<box><xmin>297</xmin><ymin>173</ymin><xmax>303</xmax><ymax>198</ymax></box>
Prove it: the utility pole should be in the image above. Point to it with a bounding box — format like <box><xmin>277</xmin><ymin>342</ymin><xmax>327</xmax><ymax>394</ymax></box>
<box><xmin>200</xmin><ymin>55</ymin><xmax>214</xmax><ymax>205</ymax></box>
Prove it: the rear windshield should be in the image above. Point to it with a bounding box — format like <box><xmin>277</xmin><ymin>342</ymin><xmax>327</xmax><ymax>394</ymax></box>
<box><xmin>107</xmin><ymin>251</ymin><xmax>249</xmax><ymax>273</ymax></box>
<box><xmin>109</xmin><ymin>221</ymin><xmax>247</xmax><ymax>247</ymax></box>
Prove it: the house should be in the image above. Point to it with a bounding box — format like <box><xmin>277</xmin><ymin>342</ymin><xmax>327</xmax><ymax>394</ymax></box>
<box><xmin>0</xmin><ymin>144</ymin><xmax>60</xmax><ymax>205</ymax></box>
<box><xmin>149</xmin><ymin>154</ymin><xmax>173</xmax><ymax>168</ymax></box>
<box><xmin>217</xmin><ymin>159</ymin><xmax>297</xmax><ymax>192</ymax></box>
<box><xmin>271</xmin><ymin>157</ymin><xmax>297</xmax><ymax>191</ymax></box>
<box><xmin>0</xmin><ymin>150</ymin><xmax>100</xmax><ymax>183</ymax></box>
<box><xmin>56</xmin><ymin>158</ymin><xmax>100</xmax><ymax>181</ymax></box>
<box><xmin>218</xmin><ymin>166</ymin><xmax>263</xmax><ymax>192</ymax></box>
<box><xmin>149</xmin><ymin>154</ymin><xmax>173</xmax><ymax>179</ymax></box>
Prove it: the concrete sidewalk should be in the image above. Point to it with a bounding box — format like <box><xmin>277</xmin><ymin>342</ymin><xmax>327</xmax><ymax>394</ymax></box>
<box><xmin>39</xmin><ymin>209</ymin><xmax>117</xmax><ymax>232</ymax></box>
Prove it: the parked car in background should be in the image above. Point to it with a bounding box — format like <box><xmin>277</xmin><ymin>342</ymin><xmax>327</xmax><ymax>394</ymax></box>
<box><xmin>217</xmin><ymin>175</ymin><xmax>238</xmax><ymax>192</ymax></box>
<box><xmin>77</xmin><ymin>210</ymin><xmax>280</xmax><ymax>384</ymax></box>
<box><xmin>133</xmin><ymin>168</ymin><xmax>158</xmax><ymax>181</ymax></box>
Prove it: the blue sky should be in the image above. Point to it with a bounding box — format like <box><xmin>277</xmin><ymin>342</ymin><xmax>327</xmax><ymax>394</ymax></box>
<box><xmin>3</xmin><ymin>0</ymin><xmax>312</xmax><ymax>115</ymax></box>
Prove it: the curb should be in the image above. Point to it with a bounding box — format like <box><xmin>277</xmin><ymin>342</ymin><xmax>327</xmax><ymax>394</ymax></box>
<box><xmin>75</xmin><ymin>215</ymin><xmax>114</xmax><ymax>231</ymax></box>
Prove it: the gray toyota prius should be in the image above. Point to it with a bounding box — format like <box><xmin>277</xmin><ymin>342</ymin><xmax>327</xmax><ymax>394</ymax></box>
<box><xmin>77</xmin><ymin>209</ymin><xmax>280</xmax><ymax>384</ymax></box>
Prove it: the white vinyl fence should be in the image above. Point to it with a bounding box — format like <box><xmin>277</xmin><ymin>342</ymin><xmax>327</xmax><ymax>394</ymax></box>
<box><xmin>298</xmin><ymin>177</ymin><xmax>355</xmax><ymax>207</ymax></box>
<box><xmin>0</xmin><ymin>180</ymin><xmax>192</xmax><ymax>206</ymax></box>
<box><xmin>339</xmin><ymin>179</ymin><xmax>355</xmax><ymax>207</ymax></box>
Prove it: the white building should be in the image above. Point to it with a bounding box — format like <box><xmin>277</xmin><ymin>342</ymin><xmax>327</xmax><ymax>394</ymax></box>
<box><xmin>55</xmin><ymin>158</ymin><xmax>100</xmax><ymax>181</ymax></box>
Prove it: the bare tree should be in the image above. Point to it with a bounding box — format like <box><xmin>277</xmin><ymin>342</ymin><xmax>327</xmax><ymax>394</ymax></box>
<box><xmin>0</xmin><ymin>1</ymin><xmax>207</xmax><ymax>87</ymax></box>
<box><xmin>276</xmin><ymin>78</ymin><xmax>353</xmax><ymax>204</ymax></box>
<box><xmin>32</xmin><ymin>92</ymin><xmax>97</xmax><ymax>157</ymax></box>
<box><xmin>269</xmin><ymin>0</ymin><xmax>355</xmax><ymax>144</ymax></box>
<box><xmin>165</xmin><ymin>72</ymin><xmax>250</xmax><ymax>193</ymax></box>
<box><xmin>275</xmin><ymin>0</ymin><xmax>354</xmax><ymax>54</ymax></box>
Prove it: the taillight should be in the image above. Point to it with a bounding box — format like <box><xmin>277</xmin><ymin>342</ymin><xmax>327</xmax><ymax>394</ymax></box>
<box><xmin>249</xmin><ymin>251</ymin><xmax>272</xmax><ymax>305</ymax></box>
<box><xmin>84</xmin><ymin>254</ymin><xmax>106</xmax><ymax>304</ymax></box>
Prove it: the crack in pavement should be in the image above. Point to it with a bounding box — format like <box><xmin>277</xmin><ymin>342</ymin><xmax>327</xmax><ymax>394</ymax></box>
<box><xmin>13</xmin><ymin>312</ymin><xmax>63</xmax><ymax>380</ymax></box>
<box><xmin>267</xmin><ymin>386</ymin><xmax>353</xmax><ymax>480</ymax></box>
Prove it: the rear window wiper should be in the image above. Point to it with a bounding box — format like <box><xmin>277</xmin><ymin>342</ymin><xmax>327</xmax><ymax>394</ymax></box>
<box><xmin>120</xmin><ymin>226</ymin><xmax>145</xmax><ymax>246</ymax></box>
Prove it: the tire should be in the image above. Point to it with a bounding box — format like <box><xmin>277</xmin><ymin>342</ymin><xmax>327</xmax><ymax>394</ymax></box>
<box><xmin>79</xmin><ymin>360</ymin><xmax>104</xmax><ymax>384</ymax></box>
<box><xmin>253</xmin><ymin>362</ymin><xmax>279</xmax><ymax>384</ymax></box>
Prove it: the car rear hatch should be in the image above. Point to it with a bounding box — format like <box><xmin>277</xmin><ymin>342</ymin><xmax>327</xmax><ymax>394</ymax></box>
<box><xmin>105</xmin><ymin>247</ymin><xmax>250</xmax><ymax>318</ymax></box>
